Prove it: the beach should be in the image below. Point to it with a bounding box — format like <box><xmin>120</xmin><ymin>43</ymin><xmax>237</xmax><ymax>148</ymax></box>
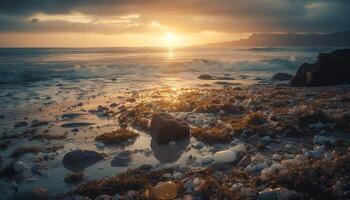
<box><xmin>0</xmin><ymin>47</ymin><xmax>350</xmax><ymax>199</ymax></box>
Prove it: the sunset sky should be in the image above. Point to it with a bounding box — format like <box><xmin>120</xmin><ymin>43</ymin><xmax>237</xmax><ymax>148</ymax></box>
<box><xmin>0</xmin><ymin>0</ymin><xmax>349</xmax><ymax>47</ymax></box>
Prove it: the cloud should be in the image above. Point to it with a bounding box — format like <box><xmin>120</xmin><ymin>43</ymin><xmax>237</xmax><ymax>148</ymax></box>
<box><xmin>0</xmin><ymin>0</ymin><xmax>349</xmax><ymax>34</ymax></box>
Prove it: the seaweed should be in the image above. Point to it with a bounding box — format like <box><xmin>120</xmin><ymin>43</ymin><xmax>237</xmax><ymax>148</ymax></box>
<box><xmin>95</xmin><ymin>129</ymin><xmax>139</xmax><ymax>144</ymax></box>
<box><xmin>11</xmin><ymin>146</ymin><xmax>41</xmax><ymax>158</ymax></box>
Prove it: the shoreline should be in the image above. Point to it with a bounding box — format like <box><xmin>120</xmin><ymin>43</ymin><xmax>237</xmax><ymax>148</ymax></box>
<box><xmin>1</xmin><ymin>83</ymin><xmax>350</xmax><ymax>199</ymax></box>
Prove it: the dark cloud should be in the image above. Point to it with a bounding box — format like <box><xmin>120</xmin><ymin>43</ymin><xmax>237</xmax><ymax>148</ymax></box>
<box><xmin>0</xmin><ymin>0</ymin><xmax>349</xmax><ymax>34</ymax></box>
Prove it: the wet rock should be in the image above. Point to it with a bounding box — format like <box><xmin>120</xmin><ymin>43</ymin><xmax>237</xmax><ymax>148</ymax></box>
<box><xmin>14</xmin><ymin>187</ymin><xmax>48</xmax><ymax>200</ymax></box>
<box><xmin>14</xmin><ymin>161</ymin><xmax>26</xmax><ymax>174</ymax></box>
<box><xmin>14</xmin><ymin>121</ymin><xmax>28</xmax><ymax>128</ymax></box>
<box><xmin>256</xmin><ymin>187</ymin><xmax>301</xmax><ymax>200</ymax></box>
<box><xmin>150</xmin><ymin>181</ymin><xmax>178</xmax><ymax>199</ymax></box>
<box><xmin>94</xmin><ymin>195</ymin><xmax>113</xmax><ymax>200</ymax></box>
<box><xmin>75</xmin><ymin>196</ymin><xmax>92</xmax><ymax>200</ymax></box>
<box><xmin>139</xmin><ymin>164</ymin><xmax>153</xmax><ymax>171</ymax></box>
<box><xmin>271</xmin><ymin>73</ymin><xmax>293</xmax><ymax>81</ymax></box>
<box><xmin>63</xmin><ymin>150</ymin><xmax>103</xmax><ymax>172</ymax></box>
<box><xmin>213</xmin><ymin>150</ymin><xmax>237</xmax><ymax>163</ymax></box>
<box><xmin>306</xmin><ymin>146</ymin><xmax>325</xmax><ymax>158</ymax></box>
<box><xmin>239</xmin><ymin>187</ymin><xmax>257</xmax><ymax>199</ymax></box>
<box><xmin>281</xmin><ymin>159</ymin><xmax>302</xmax><ymax>167</ymax></box>
<box><xmin>172</xmin><ymin>172</ymin><xmax>184</xmax><ymax>180</ymax></box>
<box><xmin>111</xmin><ymin>151</ymin><xmax>131</xmax><ymax>167</ymax></box>
<box><xmin>313</xmin><ymin>135</ymin><xmax>336</xmax><ymax>146</ymax></box>
<box><xmin>61</xmin><ymin>113</ymin><xmax>83</xmax><ymax>120</ymax></box>
<box><xmin>65</xmin><ymin>172</ymin><xmax>84</xmax><ymax>183</ymax></box>
<box><xmin>95</xmin><ymin>142</ymin><xmax>106</xmax><ymax>149</ymax></box>
<box><xmin>150</xmin><ymin>113</ymin><xmax>190</xmax><ymax>144</ymax></box>
<box><xmin>61</xmin><ymin>122</ymin><xmax>95</xmax><ymax>128</ymax></box>
<box><xmin>290</xmin><ymin>49</ymin><xmax>350</xmax><ymax>86</ymax></box>
<box><xmin>31</xmin><ymin>164</ymin><xmax>48</xmax><ymax>176</ymax></box>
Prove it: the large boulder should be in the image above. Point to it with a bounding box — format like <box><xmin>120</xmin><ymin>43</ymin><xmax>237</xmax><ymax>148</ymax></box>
<box><xmin>150</xmin><ymin>113</ymin><xmax>190</xmax><ymax>144</ymax></box>
<box><xmin>63</xmin><ymin>150</ymin><xmax>103</xmax><ymax>172</ymax></box>
<box><xmin>290</xmin><ymin>49</ymin><xmax>350</xmax><ymax>86</ymax></box>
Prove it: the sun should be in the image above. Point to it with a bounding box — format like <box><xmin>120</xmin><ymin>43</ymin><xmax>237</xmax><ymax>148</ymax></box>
<box><xmin>165</xmin><ymin>32</ymin><xmax>175</xmax><ymax>48</ymax></box>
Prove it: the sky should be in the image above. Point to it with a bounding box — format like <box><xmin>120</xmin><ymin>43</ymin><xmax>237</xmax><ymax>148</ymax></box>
<box><xmin>0</xmin><ymin>0</ymin><xmax>349</xmax><ymax>47</ymax></box>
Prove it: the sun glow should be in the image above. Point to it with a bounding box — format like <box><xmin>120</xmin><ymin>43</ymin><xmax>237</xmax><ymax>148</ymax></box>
<box><xmin>165</xmin><ymin>32</ymin><xmax>175</xmax><ymax>48</ymax></box>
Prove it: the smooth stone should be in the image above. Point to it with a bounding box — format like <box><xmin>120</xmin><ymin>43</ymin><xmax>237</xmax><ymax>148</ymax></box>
<box><xmin>111</xmin><ymin>151</ymin><xmax>131</xmax><ymax>167</ymax></box>
<box><xmin>63</xmin><ymin>150</ymin><xmax>103</xmax><ymax>172</ymax></box>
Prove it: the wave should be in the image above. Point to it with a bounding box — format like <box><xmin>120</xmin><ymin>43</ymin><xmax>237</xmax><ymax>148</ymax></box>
<box><xmin>0</xmin><ymin>56</ymin><xmax>309</xmax><ymax>84</ymax></box>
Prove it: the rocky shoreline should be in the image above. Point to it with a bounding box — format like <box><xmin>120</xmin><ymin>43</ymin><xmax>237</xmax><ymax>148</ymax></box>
<box><xmin>1</xmin><ymin>83</ymin><xmax>349</xmax><ymax>200</ymax></box>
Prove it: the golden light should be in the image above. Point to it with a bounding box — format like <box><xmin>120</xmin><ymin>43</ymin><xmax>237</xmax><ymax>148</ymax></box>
<box><xmin>165</xmin><ymin>32</ymin><xmax>175</xmax><ymax>48</ymax></box>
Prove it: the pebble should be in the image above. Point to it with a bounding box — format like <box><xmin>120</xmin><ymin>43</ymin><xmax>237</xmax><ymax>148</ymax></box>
<box><xmin>193</xmin><ymin>142</ymin><xmax>205</xmax><ymax>149</ymax></box>
<box><xmin>95</xmin><ymin>142</ymin><xmax>106</xmax><ymax>149</ymax></box>
<box><xmin>201</xmin><ymin>155</ymin><xmax>214</xmax><ymax>165</ymax></box>
<box><xmin>281</xmin><ymin>159</ymin><xmax>302</xmax><ymax>167</ymax></box>
<box><xmin>95</xmin><ymin>195</ymin><xmax>113</xmax><ymax>200</ymax></box>
<box><xmin>162</xmin><ymin>173</ymin><xmax>172</xmax><ymax>180</ymax></box>
<box><xmin>306</xmin><ymin>146</ymin><xmax>325</xmax><ymax>158</ymax></box>
<box><xmin>172</xmin><ymin>172</ymin><xmax>184</xmax><ymax>180</ymax></box>
<box><xmin>313</xmin><ymin>135</ymin><xmax>336</xmax><ymax>146</ymax></box>
<box><xmin>113</xmin><ymin>193</ymin><xmax>121</xmax><ymax>200</ymax></box>
<box><xmin>213</xmin><ymin>150</ymin><xmax>237</xmax><ymax>163</ymax></box>
<box><xmin>14</xmin><ymin>161</ymin><xmax>26</xmax><ymax>174</ymax></box>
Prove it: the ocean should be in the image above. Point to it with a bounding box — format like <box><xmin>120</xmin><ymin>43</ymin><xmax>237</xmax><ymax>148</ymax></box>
<box><xmin>0</xmin><ymin>46</ymin><xmax>334</xmax><ymax>107</ymax></box>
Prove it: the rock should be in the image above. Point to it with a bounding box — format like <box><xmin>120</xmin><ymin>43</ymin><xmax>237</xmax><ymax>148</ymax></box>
<box><xmin>198</xmin><ymin>74</ymin><xmax>216</xmax><ymax>80</ymax></box>
<box><xmin>281</xmin><ymin>159</ymin><xmax>302</xmax><ymax>167</ymax></box>
<box><xmin>306</xmin><ymin>146</ymin><xmax>325</xmax><ymax>158</ymax></box>
<box><xmin>271</xmin><ymin>73</ymin><xmax>293</xmax><ymax>81</ymax></box>
<box><xmin>313</xmin><ymin>135</ymin><xmax>336</xmax><ymax>146</ymax></box>
<box><xmin>150</xmin><ymin>181</ymin><xmax>178</xmax><ymax>200</ymax></box>
<box><xmin>31</xmin><ymin>164</ymin><xmax>48</xmax><ymax>176</ymax></box>
<box><xmin>113</xmin><ymin>194</ymin><xmax>121</xmax><ymax>200</ymax></box>
<box><xmin>150</xmin><ymin>113</ymin><xmax>190</xmax><ymax>144</ymax></box>
<box><xmin>290</xmin><ymin>49</ymin><xmax>350</xmax><ymax>86</ymax></box>
<box><xmin>201</xmin><ymin>155</ymin><xmax>214</xmax><ymax>165</ymax></box>
<box><xmin>74</xmin><ymin>195</ymin><xmax>91</xmax><ymax>200</ymax></box>
<box><xmin>172</xmin><ymin>172</ymin><xmax>184</xmax><ymax>180</ymax></box>
<box><xmin>111</xmin><ymin>150</ymin><xmax>131</xmax><ymax>167</ymax></box>
<box><xmin>64</xmin><ymin>172</ymin><xmax>84</xmax><ymax>183</ymax></box>
<box><xmin>61</xmin><ymin>122</ymin><xmax>95</xmax><ymax>128</ymax></box>
<box><xmin>256</xmin><ymin>187</ymin><xmax>302</xmax><ymax>200</ymax></box>
<box><xmin>14</xmin><ymin>161</ymin><xmax>26</xmax><ymax>174</ymax></box>
<box><xmin>213</xmin><ymin>150</ymin><xmax>237</xmax><ymax>163</ymax></box>
<box><xmin>239</xmin><ymin>187</ymin><xmax>257</xmax><ymax>199</ymax></box>
<box><xmin>14</xmin><ymin>121</ymin><xmax>28</xmax><ymax>128</ymax></box>
<box><xmin>95</xmin><ymin>195</ymin><xmax>113</xmax><ymax>200</ymax></box>
<box><xmin>95</xmin><ymin>142</ymin><xmax>106</xmax><ymax>149</ymax></box>
<box><xmin>139</xmin><ymin>164</ymin><xmax>153</xmax><ymax>171</ymax></box>
<box><xmin>193</xmin><ymin>142</ymin><xmax>205</xmax><ymax>149</ymax></box>
<box><xmin>63</xmin><ymin>150</ymin><xmax>103</xmax><ymax>172</ymax></box>
<box><xmin>14</xmin><ymin>187</ymin><xmax>48</xmax><ymax>200</ymax></box>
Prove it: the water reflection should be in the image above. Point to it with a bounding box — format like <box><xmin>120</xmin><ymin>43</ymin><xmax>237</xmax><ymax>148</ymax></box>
<box><xmin>167</xmin><ymin>47</ymin><xmax>175</xmax><ymax>60</ymax></box>
<box><xmin>151</xmin><ymin>138</ymin><xmax>189</xmax><ymax>163</ymax></box>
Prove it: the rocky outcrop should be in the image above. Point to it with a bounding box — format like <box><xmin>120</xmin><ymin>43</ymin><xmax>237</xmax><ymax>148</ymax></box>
<box><xmin>290</xmin><ymin>49</ymin><xmax>350</xmax><ymax>86</ymax></box>
<box><xmin>63</xmin><ymin>150</ymin><xmax>103</xmax><ymax>172</ymax></box>
<box><xmin>150</xmin><ymin>113</ymin><xmax>190</xmax><ymax>144</ymax></box>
